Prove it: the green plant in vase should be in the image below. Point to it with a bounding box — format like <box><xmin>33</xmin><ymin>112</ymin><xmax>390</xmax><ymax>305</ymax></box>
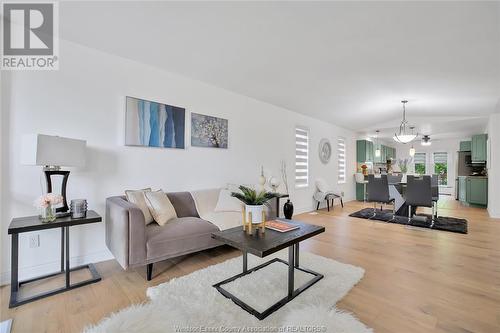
<box><xmin>397</xmin><ymin>157</ymin><xmax>412</xmax><ymax>174</ymax></box>
<box><xmin>231</xmin><ymin>185</ymin><xmax>279</xmax><ymax>224</ymax></box>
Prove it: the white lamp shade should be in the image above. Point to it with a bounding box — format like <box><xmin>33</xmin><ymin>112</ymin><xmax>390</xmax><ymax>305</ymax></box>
<box><xmin>21</xmin><ymin>134</ymin><xmax>86</xmax><ymax>167</ymax></box>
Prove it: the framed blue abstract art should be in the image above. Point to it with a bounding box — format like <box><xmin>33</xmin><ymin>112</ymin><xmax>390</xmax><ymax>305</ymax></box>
<box><xmin>125</xmin><ymin>96</ymin><xmax>185</xmax><ymax>149</ymax></box>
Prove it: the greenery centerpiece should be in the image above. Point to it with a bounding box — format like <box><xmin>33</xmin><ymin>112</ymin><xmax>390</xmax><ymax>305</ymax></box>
<box><xmin>231</xmin><ymin>185</ymin><xmax>279</xmax><ymax>224</ymax></box>
<box><xmin>397</xmin><ymin>157</ymin><xmax>412</xmax><ymax>174</ymax></box>
<box><xmin>397</xmin><ymin>157</ymin><xmax>413</xmax><ymax>183</ymax></box>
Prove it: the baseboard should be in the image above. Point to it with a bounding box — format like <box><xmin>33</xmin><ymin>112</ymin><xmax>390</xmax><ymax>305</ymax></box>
<box><xmin>0</xmin><ymin>249</ymin><xmax>114</xmax><ymax>286</ymax></box>
<box><xmin>488</xmin><ymin>207</ymin><xmax>500</xmax><ymax>219</ymax></box>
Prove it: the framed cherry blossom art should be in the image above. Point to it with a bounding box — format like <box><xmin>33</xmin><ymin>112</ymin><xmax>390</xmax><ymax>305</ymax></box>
<box><xmin>190</xmin><ymin>113</ymin><xmax>228</xmax><ymax>148</ymax></box>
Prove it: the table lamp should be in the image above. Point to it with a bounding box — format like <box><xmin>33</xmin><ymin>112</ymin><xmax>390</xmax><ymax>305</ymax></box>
<box><xmin>21</xmin><ymin>134</ymin><xmax>86</xmax><ymax>216</ymax></box>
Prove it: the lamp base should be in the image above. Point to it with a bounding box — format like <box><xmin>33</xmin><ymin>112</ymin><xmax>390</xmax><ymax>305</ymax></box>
<box><xmin>44</xmin><ymin>170</ymin><xmax>70</xmax><ymax>213</ymax></box>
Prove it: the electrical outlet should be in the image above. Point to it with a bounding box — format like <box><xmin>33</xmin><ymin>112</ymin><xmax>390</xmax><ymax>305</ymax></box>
<box><xmin>341</xmin><ymin>191</ymin><xmax>345</xmax><ymax>197</ymax></box>
<box><xmin>29</xmin><ymin>234</ymin><xmax>40</xmax><ymax>248</ymax></box>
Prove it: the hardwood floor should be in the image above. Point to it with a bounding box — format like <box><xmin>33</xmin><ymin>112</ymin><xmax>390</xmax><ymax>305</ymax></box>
<box><xmin>1</xmin><ymin>196</ymin><xmax>499</xmax><ymax>333</ymax></box>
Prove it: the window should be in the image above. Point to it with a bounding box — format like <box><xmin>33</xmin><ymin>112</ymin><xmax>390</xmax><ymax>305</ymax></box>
<box><xmin>414</xmin><ymin>152</ymin><xmax>426</xmax><ymax>175</ymax></box>
<box><xmin>337</xmin><ymin>137</ymin><xmax>346</xmax><ymax>184</ymax></box>
<box><xmin>295</xmin><ymin>127</ymin><xmax>309</xmax><ymax>188</ymax></box>
<box><xmin>433</xmin><ymin>152</ymin><xmax>448</xmax><ymax>185</ymax></box>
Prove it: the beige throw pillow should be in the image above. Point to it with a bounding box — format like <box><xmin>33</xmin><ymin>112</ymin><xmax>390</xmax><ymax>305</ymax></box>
<box><xmin>144</xmin><ymin>190</ymin><xmax>177</xmax><ymax>226</ymax></box>
<box><xmin>125</xmin><ymin>188</ymin><xmax>154</xmax><ymax>225</ymax></box>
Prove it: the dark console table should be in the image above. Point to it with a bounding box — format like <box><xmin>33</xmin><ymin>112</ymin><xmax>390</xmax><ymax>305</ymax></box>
<box><xmin>275</xmin><ymin>193</ymin><xmax>289</xmax><ymax>218</ymax></box>
<box><xmin>8</xmin><ymin>210</ymin><xmax>102</xmax><ymax>308</ymax></box>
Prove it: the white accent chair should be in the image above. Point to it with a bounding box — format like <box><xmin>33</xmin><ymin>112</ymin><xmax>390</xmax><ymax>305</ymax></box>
<box><xmin>313</xmin><ymin>178</ymin><xmax>343</xmax><ymax>211</ymax></box>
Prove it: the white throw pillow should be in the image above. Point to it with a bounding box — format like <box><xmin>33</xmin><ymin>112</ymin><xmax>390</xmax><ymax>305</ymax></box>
<box><xmin>144</xmin><ymin>190</ymin><xmax>178</xmax><ymax>226</ymax></box>
<box><xmin>125</xmin><ymin>188</ymin><xmax>154</xmax><ymax>225</ymax></box>
<box><xmin>215</xmin><ymin>189</ymin><xmax>243</xmax><ymax>212</ymax></box>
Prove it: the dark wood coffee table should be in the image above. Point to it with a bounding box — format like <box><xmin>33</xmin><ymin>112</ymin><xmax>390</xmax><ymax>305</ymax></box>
<box><xmin>211</xmin><ymin>219</ymin><xmax>325</xmax><ymax>320</ymax></box>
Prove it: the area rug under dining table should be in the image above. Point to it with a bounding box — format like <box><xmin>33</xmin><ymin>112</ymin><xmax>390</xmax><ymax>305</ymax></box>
<box><xmin>84</xmin><ymin>250</ymin><xmax>372</xmax><ymax>333</ymax></box>
<box><xmin>349</xmin><ymin>208</ymin><xmax>468</xmax><ymax>234</ymax></box>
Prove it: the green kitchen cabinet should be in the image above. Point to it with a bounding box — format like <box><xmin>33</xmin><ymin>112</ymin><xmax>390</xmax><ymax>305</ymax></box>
<box><xmin>386</xmin><ymin>147</ymin><xmax>395</xmax><ymax>161</ymax></box>
<box><xmin>460</xmin><ymin>141</ymin><xmax>472</xmax><ymax>152</ymax></box>
<box><xmin>357</xmin><ymin>140</ymin><xmax>374</xmax><ymax>163</ymax></box>
<box><xmin>374</xmin><ymin>144</ymin><xmax>386</xmax><ymax>163</ymax></box>
<box><xmin>367</xmin><ymin>141</ymin><xmax>374</xmax><ymax>162</ymax></box>
<box><xmin>458</xmin><ymin>177</ymin><xmax>467</xmax><ymax>202</ymax></box>
<box><xmin>471</xmin><ymin>134</ymin><xmax>488</xmax><ymax>163</ymax></box>
<box><xmin>466</xmin><ymin>177</ymin><xmax>488</xmax><ymax>206</ymax></box>
<box><xmin>356</xmin><ymin>182</ymin><xmax>366</xmax><ymax>201</ymax></box>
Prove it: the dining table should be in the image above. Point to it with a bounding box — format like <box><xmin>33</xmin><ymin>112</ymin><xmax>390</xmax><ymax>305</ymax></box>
<box><xmin>387</xmin><ymin>181</ymin><xmax>438</xmax><ymax>217</ymax></box>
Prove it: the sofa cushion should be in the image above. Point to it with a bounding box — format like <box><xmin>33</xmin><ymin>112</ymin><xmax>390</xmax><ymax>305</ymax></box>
<box><xmin>145</xmin><ymin>217</ymin><xmax>220</xmax><ymax>260</ymax></box>
<box><xmin>191</xmin><ymin>188</ymin><xmax>221</xmax><ymax>217</ymax></box>
<box><xmin>166</xmin><ymin>192</ymin><xmax>200</xmax><ymax>218</ymax></box>
<box><xmin>201</xmin><ymin>211</ymin><xmax>242</xmax><ymax>231</ymax></box>
<box><xmin>144</xmin><ymin>190</ymin><xmax>177</xmax><ymax>226</ymax></box>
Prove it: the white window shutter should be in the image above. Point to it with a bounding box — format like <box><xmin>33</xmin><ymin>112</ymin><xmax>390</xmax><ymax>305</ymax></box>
<box><xmin>337</xmin><ymin>137</ymin><xmax>346</xmax><ymax>184</ymax></box>
<box><xmin>295</xmin><ymin>127</ymin><xmax>309</xmax><ymax>188</ymax></box>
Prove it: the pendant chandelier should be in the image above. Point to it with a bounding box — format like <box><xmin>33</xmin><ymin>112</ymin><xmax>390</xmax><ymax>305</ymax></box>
<box><xmin>393</xmin><ymin>100</ymin><xmax>418</xmax><ymax>144</ymax></box>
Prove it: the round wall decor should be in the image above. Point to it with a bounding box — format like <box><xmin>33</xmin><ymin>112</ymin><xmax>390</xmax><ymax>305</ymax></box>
<box><xmin>319</xmin><ymin>138</ymin><xmax>332</xmax><ymax>164</ymax></box>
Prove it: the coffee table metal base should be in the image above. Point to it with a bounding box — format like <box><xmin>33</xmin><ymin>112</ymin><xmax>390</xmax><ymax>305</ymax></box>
<box><xmin>213</xmin><ymin>245</ymin><xmax>323</xmax><ymax>320</ymax></box>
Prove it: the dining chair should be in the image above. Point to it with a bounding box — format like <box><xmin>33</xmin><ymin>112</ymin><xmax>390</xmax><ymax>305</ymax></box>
<box><xmin>366</xmin><ymin>175</ymin><xmax>395</xmax><ymax>220</ymax></box>
<box><xmin>431</xmin><ymin>174</ymin><xmax>439</xmax><ymax>218</ymax></box>
<box><xmin>406</xmin><ymin>175</ymin><xmax>435</xmax><ymax>227</ymax></box>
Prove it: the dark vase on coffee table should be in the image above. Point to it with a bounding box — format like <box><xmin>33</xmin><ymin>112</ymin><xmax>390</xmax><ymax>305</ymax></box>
<box><xmin>283</xmin><ymin>199</ymin><xmax>294</xmax><ymax>219</ymax></box>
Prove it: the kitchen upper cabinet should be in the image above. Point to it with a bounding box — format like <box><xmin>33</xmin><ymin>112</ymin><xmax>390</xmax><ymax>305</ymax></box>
<box><xmin>374</xmin><ymin>144</ymin><xmax>386</xmax><ymax>163</ymax></box>
<box><xmin>357</xmin><ymin>140</ymin><xmax>374</xmax><ymax>163</ymax></box>
<box><xmin>386</xmin><ymin>147</ymin><xmax>395</xmax><ymax>160</ymax></box>
<box><xmin>460</xmin><ymin>141</ymin><xmax>472</xmax><ymax>152</ymax></box>
<box><xmin>466</xmin><ymin>177</ymin><xmax>488</xmax><ymax>206</ymax></box>
<box><xmin>358</xmin><ymin>141</ymin><xmax>395</xmax><ymax>163</ymax></box>
<box><xmin>471</xmin><ymin>134</ymin><xmax>487</xmax><ymax>163</ymax></box>
<box><xmin>367</xmin><ymin>141</ymin><xmax>374</xmax><ymax>162</ymax></box>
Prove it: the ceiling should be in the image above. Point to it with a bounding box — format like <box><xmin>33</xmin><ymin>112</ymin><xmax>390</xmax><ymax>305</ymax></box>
<box><xmin>59</xmin><ymin>1</ymin><xmax>500</xmax><ymax>140</ymax></box>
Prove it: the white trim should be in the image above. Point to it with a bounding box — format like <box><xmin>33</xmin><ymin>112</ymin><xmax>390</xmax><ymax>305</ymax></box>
<box><xmin>488</xmin><ymin>207</ymin><xmax>500</xmax><ymax>219</ymax></box>
<box><xmin>0</xmin><ymin>249</ymin><xmax>113</xmax><ymax>286</ymax></box>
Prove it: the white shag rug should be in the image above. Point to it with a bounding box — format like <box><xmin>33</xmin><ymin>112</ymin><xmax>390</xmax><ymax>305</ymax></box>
<box><xmin>85</xmin><ymin>251</ymin><xmax>372</xmax><ymax>333</ymax></box>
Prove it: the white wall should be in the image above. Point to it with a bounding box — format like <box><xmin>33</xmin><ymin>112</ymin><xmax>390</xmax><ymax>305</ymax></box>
<box><xmin>487</xmin><ymin>113</ymin><xmax>500</xmax><ymax>218</ymax></box>
<box><xmin>394</xmin><ymin>139</ymin><xmax>463</xmax><ymax>194</ymax></box>
<box><xmin>0</xmin><ymin>40</ymin><xmax>357</xmax><ymax>284</ymax></box>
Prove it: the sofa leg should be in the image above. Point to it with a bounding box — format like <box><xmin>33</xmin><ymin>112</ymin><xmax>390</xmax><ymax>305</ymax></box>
<box><xmin>147</xmin><ymin>263</ymin><xmax>153</xmax><ymax>281</ymax></box>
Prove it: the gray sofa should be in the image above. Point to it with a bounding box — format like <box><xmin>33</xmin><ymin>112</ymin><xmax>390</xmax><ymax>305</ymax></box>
<box><xmin>105</xmin><ymin>189</ymin><xmax>242</xmax><ymax>280</ymax></box>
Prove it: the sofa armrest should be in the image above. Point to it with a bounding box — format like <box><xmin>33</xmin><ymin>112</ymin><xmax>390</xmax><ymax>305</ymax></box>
<box><xmin>105</xmin><ymin>196</ymin><xmax>147</xmax><ymax>269</ymax></box>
